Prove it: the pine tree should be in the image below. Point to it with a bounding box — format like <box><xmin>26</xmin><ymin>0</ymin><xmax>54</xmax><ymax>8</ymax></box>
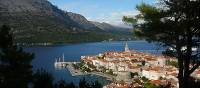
<box><xmin>32</xmin><ymin>69</ymin><xmax>54</xmax><ymax>88</ymax></box>
<box><xmin>123</xmin><ymin>0</ymin><xmax>200</xmax><ymax>88</ymax></box>
<box><xmin>0</xmin><ymin>25</ymin><xmax>34</xmax><ymax>88</ymax></box>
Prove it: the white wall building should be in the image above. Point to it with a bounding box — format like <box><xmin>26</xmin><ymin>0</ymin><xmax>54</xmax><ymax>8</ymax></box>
<box><xmin>142</xmin><ymin>70</ymin><xmax>163</xmax><ymax>80</ymax></box>
<box><xmin>108</xmin><ymin>62</ymin><xmax>118</xmax><ymax>71</ymax></box>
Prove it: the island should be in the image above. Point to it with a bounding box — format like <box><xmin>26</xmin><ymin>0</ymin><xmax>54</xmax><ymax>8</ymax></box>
<box><xmin>54</xmin><ymin>43</ymin><xmax>200</xmax><ymax>88</ymax></box>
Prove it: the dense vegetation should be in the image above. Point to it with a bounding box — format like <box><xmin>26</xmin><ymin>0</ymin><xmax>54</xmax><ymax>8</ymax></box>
<box><xmin>16</xmin><ymin>31</ymin><xmax>130</xmax><ymax>44</ymax></box>
<box><xmin>123</xmin><ymin>0</ymin><xmax>200</xmax><ymax>88</ymax></box>
<box><xmin>33</xmin><ymin>69</ymin><xmax>102</xmax><ymax>88</ymax></box>
<box><xmin>0</xmin><ymin>0</ymin><xmax>132</xmax><ymax>44</ymax></box>
<box><xmin>0</xmin><ymin>25</ymin><xmax>34</xmax><ymax>88</ymax></box>
<box><xmin>166</xmin><ymin>60</ymin><xmax>178</xmax><ymax>68</ymax></box>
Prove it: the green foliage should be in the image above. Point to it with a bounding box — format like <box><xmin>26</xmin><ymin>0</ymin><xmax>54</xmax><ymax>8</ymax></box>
<box><xmin>159</xmin><ymin>76</ymin><xmax>166</xmax><ymax>80</ymax></box>
<box><xmin>99</xmin><ymin>66</ymin><xmax>107</xmax><ymax>73</ymax></box>
<box><xmin>72</xmin><ymin>62</ymin><xmax>84</xmax><ymax>70</ymax></box>
<box><xmin>141</xmin><ymin>76</ymin><xmax>149</xmax><ymax>82</ymax></box>
<box><xmin>17</xmin><ymin>31</ymin><xmax>110</xmax><ymax>43</ymax></box>
<box><xmin>123</xmin><ymin>0</ymin><xmax>200</xmax><ymax>88</ymax></box>
<box><xmin>187</xmin><ymin>79</ymin><xmax>200</xmax><ymax>88</ymax></box>
<box><xmin>142</xmin><ymin>61</ymin><xmax>146</xmax><ymax>66</ymax></box>
<box><xmin>55</xmin><ymin>80</ymin><xmax>76</xmax><ymax>88</ymax></box>
<box><xmin>166</xmin><ymin>60</ymin><xmax>178</xmax><ymax>68</ymax></box>
<box><xmin>32</xmin><ymin>69</ymin><xmax>54</xmax><ymax>88</ymax></box>
<box><xmin>162</xmin><ymin>49</ymin><xmax>176</xmax><ymax>57</ymax></box>
<box><xmin>0</xmin><ymin>11</ymin><xmax>132</xmax><ymax>44</ymax></box>
<box><xmin>144</xmin><ymin>82</ymin><xmax>161</xmax><ymax>88</ymax></box>
<box><xmin>0</xmin><ymin>25</ymin><xmax>34</xmax><ymax>88</ymax></box>
<box><xmin>32</xmin><ymin>71</ymin><xmax>102</xmax><ymax>88</ymax></box>
<box><xmin>0</xmin><ymin>25</ymin><xmax>104</xmax><ymax>88</ymax></box>
<box><xmin>82</xmin><ymin>66</ymin><xmax>91</xmax><ymax>72</ymax></box>
<box><xmin>15</xmin><ymin>30</ymin><xmax>132</xmax><ymax>44</ymax></box>
<box><xmin>123</xmin><ymin>16</ymin><xmax>137</xmax><ymax>24</ymax></box>
<box><xmin>32</xmin><ymin>69</ymin><xmax>103</xmax><ymax>88</ymax></box>
<box><xmin>0</xmin><ymin>25</ymin><xmax>13</xmax><ymax>48</ymax></box>
<box><xmin>106</xmin><ymin>69</ymin><xmax>114</xmax><ymax>75</ymax></box>
<box><xmin>72</xmin><ymin>63</ymin><xmax>80</xmax><ymax>70</ymax></box>
<box><xmin>130</xmin><ymin>72</ymin><xmax>139</xmax><ymax>78</ymax></box>
<box><xmin>79</xmin><ymin>78</ymin><xmax>90</xmax><ymax>88</ymax></box>
<box><xmin>72</xmin><ymin>62</ymin><xmax>92</xmax><ymax>72</ymax></box>
<box><xmin>79</xmin><ymin>78</ymin><xmax>103</xmax><ymax>88</ymax></box>
<box><xmin>87</xmin><ymin>63</ymin><xmax>96</xmax><ymax>69</ymax></box>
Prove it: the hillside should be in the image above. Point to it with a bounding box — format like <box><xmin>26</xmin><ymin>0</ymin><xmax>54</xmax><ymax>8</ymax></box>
<box><xmin>91</xmin><ymin>21</ymin><xmax>131</xmax><ymax>35</ymax></box>
<box><xmin>0</xmin><ymin>0</ymin><xmax>132</xmax><ymax>44</ymax></box>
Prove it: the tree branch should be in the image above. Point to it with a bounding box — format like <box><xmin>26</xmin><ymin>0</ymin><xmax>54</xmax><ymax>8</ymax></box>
<box><xmin>189</xmin><ymin>62</ymin><xmax>200</xmax><ymax>75</ymax></box>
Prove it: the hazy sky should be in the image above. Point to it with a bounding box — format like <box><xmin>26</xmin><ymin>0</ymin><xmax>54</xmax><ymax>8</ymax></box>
<box><xmin>48</xmin><ymin>0</ymin><xmax>155</xmax><ymax>27</ymax></box>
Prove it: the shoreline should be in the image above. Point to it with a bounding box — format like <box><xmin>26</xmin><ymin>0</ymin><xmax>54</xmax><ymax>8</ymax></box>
<box><xmin>18</xmin><ymin>40</ymin><xmax>140</xmax><ymax>47</ymax></box>
<box><xmin>65</xmin><ymin>62</ymin><xmax>115</xmax><ymax>81</ymax></box>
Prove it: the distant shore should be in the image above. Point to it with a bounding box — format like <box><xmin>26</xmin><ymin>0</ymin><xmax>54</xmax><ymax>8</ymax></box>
<box><xmin>17</xmin><ymin>40</ymin><xmax>139</xmax><ymax>47</ymax></box>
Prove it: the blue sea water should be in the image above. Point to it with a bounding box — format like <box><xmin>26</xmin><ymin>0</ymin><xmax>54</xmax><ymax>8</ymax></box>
<box><xmin>24</xmin><ymin>41</ymin><xmax>164</xmax><ymax>85</ymax></box>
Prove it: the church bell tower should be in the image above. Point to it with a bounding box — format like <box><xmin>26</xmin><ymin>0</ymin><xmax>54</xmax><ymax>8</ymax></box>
<box><xmin>125</xmin><ymin>42</ymin><xmax>129</xmax><ymax>52</ymax></box>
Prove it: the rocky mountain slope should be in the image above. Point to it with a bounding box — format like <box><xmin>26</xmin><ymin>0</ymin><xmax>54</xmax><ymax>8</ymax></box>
<box><xmin>66</xmin><ymin>12</ymin><xmax>100</xmax><ymax>30</ymax></box>
<box><xmin>91</xmin><ymin>21</ymin><xmax>131</xmax><ymax>34</ymax></box>
<box><xmin>0</xmin><ymin>0</ymin><xmax>131</xmax><ymax>43</ymax></box>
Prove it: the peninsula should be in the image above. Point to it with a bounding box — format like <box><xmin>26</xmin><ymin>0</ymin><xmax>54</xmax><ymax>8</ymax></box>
<box><xmin>54</xmin><ymin>43</ymin><xmax>200</xmax><ymax>88</ymax></box>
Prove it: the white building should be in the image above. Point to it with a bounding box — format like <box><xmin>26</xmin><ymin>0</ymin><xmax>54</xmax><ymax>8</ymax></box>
<box><xmin>142</xmin><ymin>70</ymin><xmax>163</xmax><ymax>80</ymax></box>
<box><xmin>92</xmin><ymin>60</ymin><xmax>108</xmax><ymax>68</ymax></box>
<box><xmin>118</xmin><ymin>62</ymin><xmax>129</xmax><ymax>71</ymax></box>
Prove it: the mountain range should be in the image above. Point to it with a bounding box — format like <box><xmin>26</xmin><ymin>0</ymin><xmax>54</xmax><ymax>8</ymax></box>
<box><xmin>0</xmin><ymin>0</ymin><xmax>132</xmax><ymax>44</ymax></box>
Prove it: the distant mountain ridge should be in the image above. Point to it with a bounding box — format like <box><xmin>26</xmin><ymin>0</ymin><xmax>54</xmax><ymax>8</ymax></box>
<box><xmin>66</xmin><ymin>12</ymin><xmax>100</xmax><ymax>30</ymax></box>
<box><xmin>91</xmin><ymin>21</ymin><xmax>131</xmax><ymax>34</ymax></box>
<box><xmin>0</xmin><ymin>0</ymin><xmax>132</xmax><ymax>43</ymax></box>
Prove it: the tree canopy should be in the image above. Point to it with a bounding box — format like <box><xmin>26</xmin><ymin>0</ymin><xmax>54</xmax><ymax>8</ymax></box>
<box><xmin>123</xmin><ymin>0</ymin><xmax>200</xmax><ymax>88</ymax></box>
<box><xmin>0</xmin><ymin>25</ymin><xmax>34</xmax><ymax>88</ymax></box>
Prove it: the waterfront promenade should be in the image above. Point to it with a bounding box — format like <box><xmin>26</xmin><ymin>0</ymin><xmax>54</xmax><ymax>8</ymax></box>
<box><xmin>55</xmin><ymin>61</ymin><xmax>115</xmax><ymax>81</ymax></box>
<box><xmin>67</xmin><ymin>62</ymin><xmax>115</xmax><ymax>81</ymax></box>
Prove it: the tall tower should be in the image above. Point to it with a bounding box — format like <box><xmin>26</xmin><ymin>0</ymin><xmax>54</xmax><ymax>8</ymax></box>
<box><xmin>125</xmin><ymin>42</ymin><xmax>129</xmax><ymax>52</ymax></box>
<box><xmin>62</xmin><ymin>53</ymin><xmax>65</xmax><ymax>62</ymax></box>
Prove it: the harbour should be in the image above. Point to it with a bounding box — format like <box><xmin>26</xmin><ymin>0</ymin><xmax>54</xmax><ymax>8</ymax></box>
<box><xmin>25</xmin><ymin>41</ymin><xmax>163</xmax><ymax>84</ymax></box>
<box><xmin>53</xmin><ymin>42</ymin><xmax>180</xmax><ymax>87</ymax></box>
<box><xmin>54</xmin><ymin>57</ymin><xmax>115</xmax><ymax>81</ymax></box>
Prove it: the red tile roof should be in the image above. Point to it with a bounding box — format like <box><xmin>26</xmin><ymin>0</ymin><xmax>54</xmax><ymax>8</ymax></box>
<box><xmin>150</xmin><ymin>80</ymin><xmax>161</xmax><ymax>85</ymax></box>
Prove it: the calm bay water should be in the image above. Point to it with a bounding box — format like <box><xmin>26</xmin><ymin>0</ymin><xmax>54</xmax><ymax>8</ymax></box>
<box><xmin>24</xmin><ymin>41</ymin><xmax>164</xmax><ymax>84</ymax></box>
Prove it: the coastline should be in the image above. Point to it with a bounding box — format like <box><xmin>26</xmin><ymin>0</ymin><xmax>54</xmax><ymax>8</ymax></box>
<box><xmin>27</xmin><ymin>41</ymin><xmax>163</xmax><ymax>85</ymax></box>
<box><xmin>64</xmin><ymin>62</ymin><xmax>115</xmax><ymax>81</ymax></box>
<box><xmin>17</xmin><ymin>40</ymin><xmax>139</xmax><ymax>47</ymax></box>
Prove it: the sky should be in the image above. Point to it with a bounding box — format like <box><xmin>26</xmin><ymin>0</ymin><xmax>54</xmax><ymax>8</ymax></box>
<box><xmin>48</xmin><ymin>0</ymin><xmax>155</xmax><ymax>27</ymax></box>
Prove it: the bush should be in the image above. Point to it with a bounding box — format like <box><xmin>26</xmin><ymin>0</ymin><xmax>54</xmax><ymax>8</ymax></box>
<box><xmin>107</xmin><ymin>69</ymin><xmax>114</xmax><ymax>75</ymax></box>
<box><xmin>130</xmin><ymin>72</ymin><xmax>138</xmax><ymax>78</ymax></box>
<box><xmin>166</xmin><ymin>60</ymin><xmax>178</xmax><ymax>68</ymax></box>
<box><xmin>141</xmin><ymin>76</ymin><xmax>149</xmax><ymax>82</ymax></box>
